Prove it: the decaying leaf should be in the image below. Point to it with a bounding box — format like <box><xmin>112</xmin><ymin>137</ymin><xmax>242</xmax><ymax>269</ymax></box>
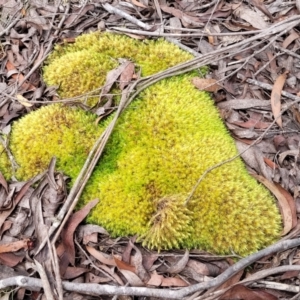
<box><xmin>0</xmin><ymin>239</ymin><xmax>31</xmax><ymax>253</ymax></box>
<box><xmin>86</xmin><ymin>246</ymin><xmax>116</xmax><ymax>266</ymax></box>
<box><xmin>252</xmin><ymin>174</ymin><xmax>293</xmax><ymax>235</ymax></box>
<box><xmin>220</xmin><ymin>284</ymin><xmax>277</xmax><ymax>300</ymax></box>
<box><xmin>61</xmin><ymin>199</ymin><xmax>98</xmax><ymax>265</ymax></box>
<box><xmin>191</xmin><ymin>77</ymin><xmax>222</xmax><ymax>92</ymax></box>
<box><xmin>270</xmin><ymin>71</ymin><xmax>288</xmax><ymax>128</ymax></box>
<box><xmin>166</xmin><ymin>249</ymin><xmax>189</xmax><ymax>274</ymax></box>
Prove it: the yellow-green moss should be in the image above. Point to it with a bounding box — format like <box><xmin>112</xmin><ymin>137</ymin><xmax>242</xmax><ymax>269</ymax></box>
<box><xmin>0</xmin><ymin>143</ymin><xmax>12</xmax><ymax>179</ymax></box>
<box><xmin>6</xmin><ymin>32</ymin><xmax>281</xmax><ymax>255</ymax></box>
<box><xmin>10</xmin><ymin>104</ymin><xmax>104</xmax><ymax>181</ymax></box>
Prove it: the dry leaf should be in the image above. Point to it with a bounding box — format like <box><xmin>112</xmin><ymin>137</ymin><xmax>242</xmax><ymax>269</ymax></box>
<box><xmin>16</xmin><ymin>94</ymin><xmax>33</xmax><ymax>107</ymax></box>
<box><xmin>166</xmin><ymin>249</ymin><xmax>189</xmax><ymax>274</ymax></box>
<box><xmin>114</xmin><ymin>256</ymin><xmax>136</xmax><ymax>273</ymax></box>
<box><xmin>6</xmin><ymin>61</ymin><xmax>36</xmax><ymax>91</ymax></box>
<box><xmin>271</xmin><ymin>71</ymin><xmax>288</xmax><ymax>128</ymax></box>
<box><xmin>118</xmin><ymin>269</ymin><xmax>144</xmax><ymax>286</ymax></box>
<box><xmin>119</xmin><ymin>61</ymin><xmax>135</xmax><ymax>90</ymax></box>
<box><xmin>61</xmin><ymin>199</ymin><xmax>98</xmax><ymax>265</ymax></box>
<box><xmin>191</xmin><ymin>77</ymin><xmax>221</xmax><ymax>92</ymax></box>
<box><xmin>86</xmin><ymin>246</ymin><xmax>116</xmax><ymax>266</ymax></box>
<box><xmin>63</xmin><ymin>267</ymin><xmax>88</xmax><ymax>280</ymax></box>
<box><xmin>87</xmin><ymin>272</ymin><xmax>111</xmax><ymax>283</ymax></box>
<box><xmin>252</xmin><ymin>174</ymin><xmax>293</xmax><ymax>235</ymax></box>
<box><xmin>0</xmin><ymin>239</ymin><xmax>31</xmax><ymax>253</ymax></box>
<box><xmin>275</xmin><ymin>183</ymin><xmax>297</xmax><ymax>229</ymax></box>
<box><xmin>147</xmin><ymin>272</ymin><xmax>163</xmax><ymax>286</ymax></box>
<box><xmin>161</xmin><ymin>276</ymin><xmax>189</xmax><ymax>287</ymax></box>
<box><xmin>220</xmin><ymin>284</ymin><xmax>277</xmax><ymax>300</ymax></box>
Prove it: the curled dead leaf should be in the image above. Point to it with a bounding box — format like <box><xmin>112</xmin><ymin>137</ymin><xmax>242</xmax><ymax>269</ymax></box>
<box><xmin>252</xmin><ymin>174</ymin><xmax>293</xmax><ymax>235</ymax></box>
<box><xmin>271</xmin><ymin>71</ymin><xmax>288</xmax><ymax>128</ymax></box>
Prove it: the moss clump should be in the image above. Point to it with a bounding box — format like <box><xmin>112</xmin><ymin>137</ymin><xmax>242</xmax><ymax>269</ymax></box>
<box><xmin>43</xmin><ymin>32</ymin><xmax>192</xmax><ymax>106</ymax></box>
<box><xmin>7</xmin><ymin>32</ymin><xmax>281</xmax><ymax>255</ymax></box>
<box><xmin>10</xmin><ymin>104</ymin><xmax>104</xmax><ymax>181</ymax></box>
<box><xmin>0</xmin><ymin>143</ymin><xmax>12</xmax><ymax>179</ymax></box>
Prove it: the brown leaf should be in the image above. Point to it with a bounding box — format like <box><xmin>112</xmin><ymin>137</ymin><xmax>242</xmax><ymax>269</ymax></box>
<box><xmin>64</xmin><ymin>4</ymin><xmax>95</xmax><ymax>27</ymax></box>
<box><xmin>160</xmin><ymin>5</ymin><xmax>203</xmax><ymax>26</ymax></box>
<box><xmin>61</xmin><ymin>199</ymin><xmax>98</xmax><ymax>265</ymax></box>
<box><xmin>0</xmin><ymin>252</ymin><xmax>25</xmax><ymax>267</ymax></box>
<box><xmin>129</xmin><ymin>0</ymin><xmax>148</xmax><ymax>8</ymax></box>
<box><xmin>191</xmin><ymin>77</ymin><xmax>221</xmax><ymax>92</ymax></box>
<box><xmin>217</xmin><ymin>269</ymin><xmax>244</xmax><ymax>290</ymax></box>
<box><xmin>275</xmin><ymin>183</ymin><xmax>297</xmax><ymax>229</ymax></box>
<box><xmin>6</xmin><ymin>61</ymin><xmax>36</xmax><ymax>91</ymax></box>
<box><xmin>0</xmin><ymin>180</ymin><xmax>32</xmax><ymax>231</ymax></box>
<box><xmin>166</xmin><ymin>249</ymin><xmax>189</xmax><ymax>274</ymax></box>
<box><xmin>142</xmin><ymin>254</ymin><xmax>158</xmax><ymax>271</ymax></box>
<box><xmin>282</xmin><ymin>30</ymin><xmax>299</xmax><ymax>49</ymax></box>
<box><xmin>0</xmin><ymin>239</ymin><xmax>31</xmax><ymax>253</ymax></box>
<box><xmin>122</xmin><ymin>237</ymin><xmax>136</xmax><ymax>264</ymax></box>
<box><xmin>100</xmin><ymin>61</ymin><xmax>133</xmax><ymax>101</ymax></box>
<box><xmin>248</xmin><ymin>0</ymin><xmax>274</xmax><ymax>21</ymax></box>
<box><xmin>119</xmin><ymin>62</ymin><xmax>135</xmax><ymax>90</ymax></box>
<box><xmin>0</xmin><ymin>172</ymin><xmax>8</xmax><ymax>194</ymax></box>
<box><xmin>271</xmin><ymin>71</ymin><xmax>288</xmax><ymax>128</ymax></box>
<box><xmin>252</xmin><ymin>174</ymin><xmax>293</xmax><ymax>235</ymax></box>
<box><xmin>86</xmin><ymin>246</ymin><xmax>116</xmax><ymax>266</ymax></box>
<box><xmin>232</xmin><ymin>119</ymin><xmax>270</xmax><ymax>129</ymax></box>
<box><xmin>87</xmin><ymin>272</ymin><xmax>111</xmax><ymax>283</ymax></box>
<box><xmin>114</xmin><ymin>256</ymin><xmax>136</xmax><ymax>273</ymax></box>
<box><xmin>63</xmin><ymin>267</ymin><xmax>88</xmax><ymax>280</ymax></box>
<box><xmin>233</xmin><ymin>4</ymin><xmax>268</xmax><ymax>29</ymax></box>
<box><xmin>236</xmin><ymin>141</ymin><xmax>272</xmax><ymax>181</ymax></box>
<box><xmin>118</xmin><ymin>269</ymin><xmax>144</xmax><ymax>286</ymax></box>
<box><xmin>76</xmin><ymin>224</ymin><xmax>108</xmax><ymax>245</ymax></box>
<box><xmin>161</xmin><ymin>276</ymin><xmax>189</xmax><ymax>287</ymax></box>
<box><xmin>187</xmin><ymin>259</ymin><xmax>214</xmax><ymax>276</ymax></box>
<box><xmin>263</xmin><ymin>157</ymin><xmax>279</xmax><ymax>169</ymax></box>
<box><xmin>130</xmin><ymin>242</ymin><xmax>150</xmax><ymax>282</ymax></box>
<box><xmin>220</xmin><ymin>284</ymin><xmax>277</xmax><ymax>300</ymax></box>
<box><xmin>147</xmin><ymin>272</ymin><xmax>163</xmax><ymax>286</ymax></box>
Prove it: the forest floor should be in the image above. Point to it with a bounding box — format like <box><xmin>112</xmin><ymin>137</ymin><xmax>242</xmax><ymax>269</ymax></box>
<box><xmin>0</xmin><ymin>0</ymin><xmax>300</xmax><ymax>299</ymax></box>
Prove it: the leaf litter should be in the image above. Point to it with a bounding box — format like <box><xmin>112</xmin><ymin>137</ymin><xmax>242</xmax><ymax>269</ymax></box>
<box><xmin>0</xmin><ymin>0</ymin><xmax>300</xmax><ymax>299</ymax></box>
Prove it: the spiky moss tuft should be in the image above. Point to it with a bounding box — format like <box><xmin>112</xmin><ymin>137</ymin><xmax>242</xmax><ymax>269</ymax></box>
<box><xmin>0</xmin><ymin>144</ymin><xmax>12</xmax><ymax>179</ymax></box>
<box><xmin>9</xmin><ymin>104</ymin><xmax>105</xmax><ymax>181</ymax></box>
<box><xmin>8</xmin><ymin>32</ymin><xmax>281</xmax><ymax>255</ymax></box>
<box><xmin>82</xmin><ymin>74</ymin><xmax>281</xmax><ymax>255</ymax></box>
<box><xmin>141</xmin><ymin>195</ymin><xmax>193</xmax><ymax>250</ymax></box>
<box><xmin>43</xmin><ymin>32</ymin><xmax>193</xmax><ymax>106</ymax></box>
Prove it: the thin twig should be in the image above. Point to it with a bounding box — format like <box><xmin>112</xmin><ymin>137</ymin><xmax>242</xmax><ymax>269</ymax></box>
<box><xmin>103</xmin><ymin>3</ymin><xmax>153</xmax><ymax>31</ymax></box>
<box><xmin>3</xmin><ymin>239</ymin><xmax>300</xmax><ymax>299</ymax></box>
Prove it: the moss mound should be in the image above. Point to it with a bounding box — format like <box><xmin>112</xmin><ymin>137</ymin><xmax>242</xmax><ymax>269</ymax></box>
<box><xmin>0</xmin><ymin>143</ymin><xmax>12</xmax><ymax>179</ymax></box>
<box><xmin>6</xmin><ymin>32</ymin><xmax>281</xmax><ymax>255</ymax></box>
<box><xmin>10</xmin><ymin>104</ymin><xmax>104</xmax><ymax>181</ymax></box>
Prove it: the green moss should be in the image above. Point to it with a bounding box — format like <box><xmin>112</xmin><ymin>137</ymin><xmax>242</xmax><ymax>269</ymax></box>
<box><xmin>7</xmin><ymin>32</ymin><xmax>281</xmax><ymax>255</ymax></box>
<box><xmin>43</xmin><ymin>32</ymin><xmax>192</xmax><ymax>106</ymax></box>
<box><xmin>10</xmin><ymin>104</ymin><xmax>104</xmax><ymax>181</ymax></box>
<box><xmin>0</xmin><ymin>143</ymin><xmax>12</xmax><ymax>179</ymax></box>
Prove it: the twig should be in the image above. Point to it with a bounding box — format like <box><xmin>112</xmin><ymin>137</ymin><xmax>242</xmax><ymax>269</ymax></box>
<box><xmin>237</xmin><ymin>74</ymin><xmax>300</xmax><ymax>102</ymax></box>
<box><xmin>103</xmin><ymin>3</ymin><xmax>153</xmax><ymax>31</ymax></box>
<box><xmin>0</xmin><ymin>9</ymin><xmax>21</xmax><ymax>38</ymax></box>
<box><xmin>34</xmin><ymin>259</ymin><xmax>55</xmax><ymax>300</ymax></box>
<box><xmin>2</xmin><ymin>239</ymin><xmax>300</xmax><ymax>299</ymax></box>
<box><xmin>47</xmin><ymin>237</ymin><xmax>63</xmax><ymax>300</ymax></box>
<box><xmin>251</xmin><ymin>280</ymin><xmax>300</xmax><ymax>293</ymax></box>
